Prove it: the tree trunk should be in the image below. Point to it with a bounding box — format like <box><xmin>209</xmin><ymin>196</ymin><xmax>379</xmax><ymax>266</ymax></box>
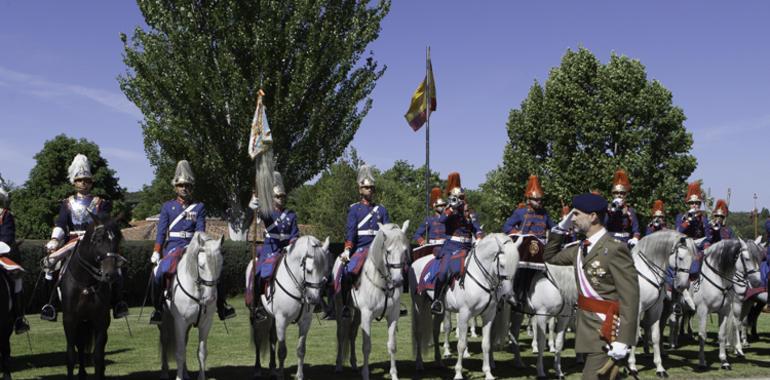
<box><xmin>226</xmin><ymin>195</ymin><xmax>252</xmax><ymax>241</ymax></box>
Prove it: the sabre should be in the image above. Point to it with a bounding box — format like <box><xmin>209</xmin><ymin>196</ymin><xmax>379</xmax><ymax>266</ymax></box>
<box><xmin>124</xmin><ymin>315</ymin><xmax>133</xmax><ymax>338</ymax></box>
<box><xmin>25</xmin><ymin>330</ymin><xmax>32</xmax><ymax>356</ymax></box>
<box><xmin>138</xmin><ymin>264</ymin><xmax>155</xmax><ymax>321</ymax></box>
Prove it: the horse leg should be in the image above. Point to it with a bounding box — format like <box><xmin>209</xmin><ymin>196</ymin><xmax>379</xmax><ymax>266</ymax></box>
<box><xmin>443</xmin><ymin>313</ymin><xmax>452</xmax><ymax>358</ymax></box>
<box><xmin>480</xmin><ymin>314</ymin><xmax>494</xmax><ymax>380</ymax></box>
<box><xmin>64</xmin><ymin>320</ymin><xmax>76</xmax><ymax>379</ymax></box>
<box><xmin>535</xmin><ymin>315</ymin><xmax>547</xmax><ymax>379</ymax></box>
<box><xmin>160</xmin><ymin>323</ymin><xmax>170</xmax><ymax>380</ymax></box>
<box><xmin>697</xmin><ymin>306</ymin><xmax>708</xmax><ymax>369</ymax></box>
<box><xmin>548</xmin><ymin>317</ymin><xmax>557</xmax><ymax>353</ymax></box>
<box><xmin>349</xmin><ymin>312</ymin><xmax>359</xmax><ymax>371</ymax></box>
<box><xmin>0</xmin><ymin>323</ymin><xmax>11</xmax><ymax>380</ymax></box>
<box><xmin>717</xmin><ymin>314</ymin><xmax>730</xmax><ymax>369</ymax></box>
<box><xmin>553</xmin><ymin>317</ymin><xmax>568</xmax><ymax>380</ymax></box>
<box><xmin>295</xmin><ymin>315</ymin><xmax>311</xmax><ymax>380</ymax></box>
<box><xmin>94</xmin><ymin>323</ymin><xmax>109</xmax><ymax>380</ymax></box>
<box><xmin>196</xmin><ymin>320</ymin><xmax>213</xmax><ymax>380</ymax></box>
<box><xmin>432</xmin><ymin>315</ymin><xmax>444</xmax><ymax>366</ymax></box>
<box><xmin>360</xmin><ymin>309</ymin><xmax>373</xmax><ymax>380</ymax></box>
<box><xmin>453</xmin><ymin>310</ymin><xmax>469</xmax><ymax>380</ymax></box>
<box><xmin>174</xmin><ymin>321</ymin><xmax>188</xmax><ymax>380</ymax></box>
<box><xmin>275</xmin><ymin>316</ymin><xmax>288</xmax><ymax>380</ymax></box>
<box><xmin>651</xmin><ymin>319</ymin><xmax>667</xmax><ymax>377</ymax></box>
<box><xmin>335</xmin><ymin>300</ymin><xmax>346</xmax><ymax>372</ymax></box>
<box><xmin>510</xmin><ymin>311</ymin><xmax>525</xmax><ymax>368</ymax></box>
<box><xmin>387</xmin><ymin>313</ymin><xmax>399</xmax><ymax>380</ymax></box>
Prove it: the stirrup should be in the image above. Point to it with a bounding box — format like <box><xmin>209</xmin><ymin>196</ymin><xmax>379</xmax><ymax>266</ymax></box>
<box><xmin>149</xmin><ymin>310</ymin><xmax>163</xmax><ymax>325</ymax></box>
<box><xmin>218</xmin><ymin>305</ymin><xmax>236</xmax><ymax>321</ymax></box>
<box><xmin>113</xmin><ymin>301</ymin><xmax>129</xmax><ymax>319</ymax></box>
<box><xmin>252</xmin><ymin>307</ymin><xmax>268</xmax><ymax>322</ymax></box>
<box><xmin>40</xmin><ymin>304</ymin><xmax>57</xmax><ymax>322</ymax></box>
<box><xmin>431</xmin><ymin>300</ymin><xmax>444</xmax><ymax>315</ymax></box>
<box><xmin>14</xmin><ymin>317</ymin><xmax>30</xmax><ymax>335</ymax></box>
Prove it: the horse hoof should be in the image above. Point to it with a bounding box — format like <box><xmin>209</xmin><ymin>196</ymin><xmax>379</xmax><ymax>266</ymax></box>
<box><xmin>558</xmin><ymin>375</ymin><xmax>565</xmax><ymax>380</ymax></box>
<box><xmin>443</xmin><ymin>352</ymin><xmax>452</xmax><ymax>359</ymax></box>
<box><xmin>721</xmin><ymin>363</ymin><xmax>731</xmax><ymax>370</ymax></box>
<box><xmin>696</xmin><ymin>364</ymin><xmax>707</xmax><ymax>372</ymax></box>
<box><xmin>334</xmin><ymin>365</ymin><xmax>342</xmax><ymax>373</ymax></box>
<box><xmin>736</xmin><ymin>351</ymin><xmax>745</xmax><ymax>358</ymax></box>
<box><xmin>630</xmin><ymin>369</ymin><xmax>639</xmax><ymax>377</ymax></box>
<box><xmin>656</xmin><ymin>371</ymin><xmax>668</xmax><ymax>378</ymax></box>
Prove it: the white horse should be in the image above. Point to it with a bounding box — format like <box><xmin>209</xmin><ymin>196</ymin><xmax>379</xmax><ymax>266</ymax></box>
<box><xmin>692</xmin><ymin>239</ymin><xmax>762</xmax><ymax>370</ymax></box>
<box><xmin>627</xmin><ymin>230</ymin><xmax>696</xmax><ymax>377</ymax></box>
<box><xmin>159</xmin><ymin>232</ymin><xmax>224</xmax><ymax>380</ymax></box>
<box><xmin>410</xmin><ymin>233</ymin><xmax>520</xmax><ymax>380</ymax></box>
<box><xmin>250</xmin><ymin>235</ymin><xmax>330</xmax><ymax>380</ymax></box>
<box><xmin>333</xmin><ymin>222</ymin><xmax>410</xmax><ymax>380</ymax></box>
<box><xmin>735</xmin><ymin>238</ymin><xmax>766</xmax><ymax>347</ymax></box>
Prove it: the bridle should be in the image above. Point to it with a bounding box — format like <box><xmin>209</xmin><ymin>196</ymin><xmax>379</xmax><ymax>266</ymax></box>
<box><xmin>362</xmin><ymin>233</ymin><xmax>407</xmax><ymax>321</ymax></box>
<box><xmin>463</xmin><ymin>237</ymin><xmax>512</xmax><ymax>313</ymax></box>
<box><xmin>636</xmin><ymin>238</ymin><xmax>689</xmax><ymax>291</ymax></box>
<box><xmin>175</xmin><ymin>244</ymin><xmax>219</xmax><ymax>326</ymax></box>
<box><xmin>75</xmin><ymin>226</ymin><xmax>126</xmax><ymax>284</ymax></box>
<box><xmin>272</xmin><ymin>242</ymin><xmax>327</xmax><ymax>323</ymax></box>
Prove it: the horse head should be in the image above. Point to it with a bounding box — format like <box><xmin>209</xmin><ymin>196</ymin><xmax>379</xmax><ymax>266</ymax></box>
<box><xmin>290</xmin><ymin>236</ymin><xmax>329</xmax><ymax>305</ymax></box>
<box><xmin>191</xmin><ymin>233</ymin><xmax>224</xmax><ymax>305</ymax></box>
<box><xmin>374</xmin><ymin>222</ymin><xmax>410</xmax><ymax>289</ymax></box>
<box><xmin>82</xmin><ymin>211</ymin><xmax>125</xmax><ymax>284</ymax></box>
<box><xmin>738</xmin><ymin>239</ymin><xmax>762</xmax><ymax>288</ymax></box>
<box><xmin>670</xmin><ymin>235</ymin><xmax>695</xmax><ymax>292</ymax></box>
<box><xmin>475</xmin><ymin>233</ymin><xmax>521</xmax><ymax>299</ymax></box>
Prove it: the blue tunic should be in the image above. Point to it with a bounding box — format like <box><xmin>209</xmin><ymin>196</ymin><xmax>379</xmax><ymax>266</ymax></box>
<box><xmin>0</xmin><ymin>209</ymin><xmax>14</xmax><ymax>246</ymax></box>
<box><xmin>502</xmin><ymin>207</ymin><xmax>553</xmax><ymax>240</ymax></box>
<box><xmin>257</xmin><ymin>208</ymin><xmax>299</xmax><ymax>278</ymax></box>
<box><xmin>343</xmin><ymin>200</ymin><xmax>390</xmax><ymax>277</ymax></box>
<box><xmin>413</xmin><ymin>214</ymin><xmax>446</xmax><ymax>245</ymax></box>
<box><xmin>436</xmin><ymin>207</ymin><xmax>483</xmax><ymax>283</ymax></box>
<box><xmin>675</xmin><ymin>213</ymin><xmax>710</xmax><ymax>241</ymax></box>
<box><xmin>762</xmin><ymin>219</ymin><xmax>770</xmax><ymax>288</ymax></box>
<box><xmin>605</xmin><ymin>206</ymin><xmax>640</xmax><ymax>242</ymax></box>
<box><xmin>55</xmin><ymin>195</ymin><xmax>111</xmax><ymax>236</ymax></box>
<box><xmin>154</xmin><ymin>199</ymin><xmax>206</xmax><ymax>256</ymax></box>
<box><xmin>706</xmin><ymin>224</ymin><xmax>734</xmax><ymax>247</ymax></box>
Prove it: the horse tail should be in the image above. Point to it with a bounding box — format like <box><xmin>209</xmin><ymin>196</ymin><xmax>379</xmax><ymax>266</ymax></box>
<box><xmin>251</xmin><ymin>318</ymin><xmax>272</xmax><ymax>364</ymax></box>
<box><xmin>77</xmin><ymin>321</ymin><xmax>95</xmax><ymax>356</ymax></box>
<box><xmin>725</xmin><ymin>312</ymin><xmax>739</xmax><ymax>349</ymax></box>
<box><xmin>159</xmin><ymin>313</ymin><xmax>176</xmax><ymax>364</ymax></box>
<box><xmin>491</xmin><ymin>302</ymin><xmax>511</xmax><ymax>350</ymax></box>
<box><xmin>409</xmin><ymin>268</ymin><xmax>432</xmax><ymax>359</ymax></box>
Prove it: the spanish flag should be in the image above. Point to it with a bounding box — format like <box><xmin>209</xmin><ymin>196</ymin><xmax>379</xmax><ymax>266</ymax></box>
<box><xmin>404</xmin><ymin>59</ymin><xmax>436</xmax><ymax>131</ymax></box>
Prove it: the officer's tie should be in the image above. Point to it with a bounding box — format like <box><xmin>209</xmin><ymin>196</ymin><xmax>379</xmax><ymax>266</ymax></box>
<box><xmin>581</xmin><ymin>239</ymin><xmax>591</xmax><ymax>257</ymax></box>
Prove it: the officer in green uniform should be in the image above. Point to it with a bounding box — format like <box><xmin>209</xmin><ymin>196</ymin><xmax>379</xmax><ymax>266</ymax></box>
<box><xmin>544</xmin><ymin>193</ymin><xmax>639</xmax><ymax>380</ymax></box>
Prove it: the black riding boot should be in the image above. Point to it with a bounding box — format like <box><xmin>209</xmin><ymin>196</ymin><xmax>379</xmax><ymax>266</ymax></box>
<box><xmin>216</xmin><ymin>283</ymin><xmax>236</xmax><ymax>321</ymax></box>
<box><xmin>40</xmin><ymin>276</ymin><xmax>57</xmax><ymax>322</ymax></box>
<box><xmin>111</xmin><ymin>272</ymin><xmax>129</xmax><ymax>319</ymax></box>
<box><xmin>251</xmin><ymin>276</ymin><xmax>267</xmax><ymax>322</ymax></box>
<box><xmin>340</xmin><ymin>274</ymin><xmax>353</xmax><ymax>319</ymax></box>
<box><xmin>149</xmin><ymin>280</ymin><xmax>163</xmax><ymax>325</ymax></box>
<box><xmin>431</xmin><ymin>276</ymin><xmax>446</xmax><ymax>315</ymax></box>
<box><xmin>12</xmin><ymin>290</ymin><xmax>29</xmax><ymax>334</ymax></box>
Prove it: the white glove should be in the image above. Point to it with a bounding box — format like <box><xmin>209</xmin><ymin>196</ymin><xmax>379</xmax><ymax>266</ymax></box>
<box><xmin>628</xmin><ymin>237</ymin><xmax>639</xmax><ymax>247</ymax></box>
<box><xmin>45</xmin><ymin>239</ymin><xmax>59</xmax><ymax>252</ymax></box>
<box><xmin>340</xmin><ymin>249</ymin><xmax>351</xmax><ymax>262</ymax></box>
<box><xmin>150</xmin><ymin>251</ymin><xmax>161</xmax><ymax>265</ymax></box>
<box><xmin>248</xmin><ymin>195</ymin><xmax>260</xmax><ymax>211</ymax></box>
<box><xmin>612</xmin><ymin>197</ymin><xmax>625</xmax><ymax>208</ymax></box>
<box><xmin>607</xmin><ymin>341</ymin><xmax>629</xmax><ymax>360</ymax></box>
<box><xmin>557</xmin><ymin>210</ymin><xmax>575</xmax><ymax>231</ymax></box>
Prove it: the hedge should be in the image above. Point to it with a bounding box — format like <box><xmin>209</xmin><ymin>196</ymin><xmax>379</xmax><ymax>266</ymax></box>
<box><xmin>14</xmin><ymin>240</ymin><xmax>347</xmax><ymax>311</ymax></box>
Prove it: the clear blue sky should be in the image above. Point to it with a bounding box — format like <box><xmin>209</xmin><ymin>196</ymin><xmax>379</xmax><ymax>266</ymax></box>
<box><xmin>1</xmin><ymin>1</ymin><xmax>768</xmax><ymax>211</ymax></box>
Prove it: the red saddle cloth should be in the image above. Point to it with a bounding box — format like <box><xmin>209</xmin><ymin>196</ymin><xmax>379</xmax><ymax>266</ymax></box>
<box><xmin>510</xmin><ymin>234</ymin><xmax>545</xmax><ymax>270</ymax></box>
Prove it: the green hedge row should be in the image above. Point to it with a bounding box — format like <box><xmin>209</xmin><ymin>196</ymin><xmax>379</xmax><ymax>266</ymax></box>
<box><xmin>15</xmin><ymin>240</ymin><xmax>347</xmax><ymax>311</ymax></box>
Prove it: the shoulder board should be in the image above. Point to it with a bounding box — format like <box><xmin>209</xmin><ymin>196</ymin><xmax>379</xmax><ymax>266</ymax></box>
<box><xmin>349</xmin><ymin>203</ymin><xmax>357</xmax><ymax>208</ymax></box>
<box><xmin>563</xmin><ymin>240</ymin><xmax>580</xmax><ymax>248</ymax></box>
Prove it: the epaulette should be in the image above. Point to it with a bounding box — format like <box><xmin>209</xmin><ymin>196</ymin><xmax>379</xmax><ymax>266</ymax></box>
<box><xmin>349</xmin><ymin>202</ymin><xmax>357</xmax><ymax>208</ymax></box>
<box><xmin>563</xmin><ymin>240</ymin><xmax>580</xmax><ymax>248</ymax></box>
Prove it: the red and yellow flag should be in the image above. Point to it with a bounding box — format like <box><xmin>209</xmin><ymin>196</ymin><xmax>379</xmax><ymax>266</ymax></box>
<box><xmin>404</xmin><ymin>60</ymin><xmax>436</xmax><ymax>131</ymax></box>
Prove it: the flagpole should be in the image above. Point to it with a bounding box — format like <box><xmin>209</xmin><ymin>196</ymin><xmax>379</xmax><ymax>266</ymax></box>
<box><xmin>424</xmin><ymin>46</ymin><xmax>431</xmax><ymax>240</ymax></box>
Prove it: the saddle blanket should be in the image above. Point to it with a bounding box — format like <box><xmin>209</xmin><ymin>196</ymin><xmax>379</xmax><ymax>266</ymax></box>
<box><xmin>0</xmin><ymin>256</ymin><xmax>23</xmax><ymax>273</ymax></box>
<box><xmin>333</xmin><ymin>247</ymin><xmax>369</xmax><ymax>295</ymax></box>
<box><xmin>416</xmin><ymin>250</ymin><xmax>466</xmax><ymax>295</ymax></box>
<box><xmin>155</xmin><ymin>246</ymin><xmax>185</xmax><ymax>283</ymax></box>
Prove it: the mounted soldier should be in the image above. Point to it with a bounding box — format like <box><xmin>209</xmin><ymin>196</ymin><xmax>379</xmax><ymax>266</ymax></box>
<box><xmin>0</xmin><ymin>175</ymin><xmax>29</xmax><ymax>334</ymax></box>
<box><xmin>705</xmin><ymin>199</ymin><xmax>734</xmax><ymax>248</ymax></box>
<box><xmin>41</xmin><ymin>154</ymin><xmax>128</xmax><ymax>322</ymax></box>
<box><xmin>338</xmin><ymin>165</ymin><xmax>390</xmax><ymax>319</ymax></box>
<box><xmin>676</xmin><ymin>181</ymin><xmax>710</xmax><ymax>279</ymax></box>
<box><xmin>645</xmin><ymin>200</ymin><xmax>668</xmax><ymax>235</ymax></box>
<box><xmin>502</xmin><ymin>174</ymin><xmax>554</xmax><ymax>241</ymax></box>
<box><xmin>430</xmin><ymin>172</ymin><xmax>483</xmax><ymax>315</ymax></box>
<box><xmin>149</xmin><ymin>160</ymin><xmax>235</xmax><ymax>324</ymax></box>
<box><xmin>247</xmin><ymin>171</ymin><xmax>299</xmax><ymax>322</ymax></box>
<box><xmin>605</xmin><ymin>169</ymin><xmax>640</xmax><ymax>247</ymax></box>
<box><xmin>411</xmin><ymin>187</ymin><xmax>447</xmax><ymax>261</ymax></box>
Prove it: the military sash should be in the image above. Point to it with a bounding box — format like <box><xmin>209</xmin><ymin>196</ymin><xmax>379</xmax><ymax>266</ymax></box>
<box><xmin>576</xmin><ymin>242</ymin><xmax>620</xmax><ymax>343</ymax></box>
<box><xmin>169</xmin><ymin>203</ymin><xmax>199</xmax><ymax>232</ymax></box>
<box><xmin>357</xmin><ymin>206</ymin><xmax>380</xmax><ymax>230</ymax></box>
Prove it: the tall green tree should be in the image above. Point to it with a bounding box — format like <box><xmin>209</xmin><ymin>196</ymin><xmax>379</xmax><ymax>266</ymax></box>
<box><xmin>488</xmin><ymin>48</ymin><xmax>697</xmax><ymax>227</ymax></box>
<box><xmin>11</xmin><ymin>135</ymin><xmax>126</xmax><ymax>239</ymax></box>
<box><xmin>119</xmin><ymin>0</ymin><xmax>390</xmax><ymax>239</ymax></box>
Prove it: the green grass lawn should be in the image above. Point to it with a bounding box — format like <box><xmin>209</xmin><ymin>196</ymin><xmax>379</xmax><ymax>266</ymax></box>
<box><xmin>8</xmin><ymin>295</ymin><xmax>770</xmax><ymax>379</ymax></box>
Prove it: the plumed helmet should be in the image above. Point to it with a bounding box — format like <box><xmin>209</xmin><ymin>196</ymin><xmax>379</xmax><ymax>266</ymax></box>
<box><xmin>445</xmin><ymin>172</ymin><xmax>464</xmax><ymax>197</ymax></box>
<box><xmin>357</xmin><ymin>165</ymin><xmax>375</xmax><ymax>187</ymax></box>
<box><xmin>172</xmin><ymin>160</ymin><xmax>195</xmax><ymax>186</ymax></box>
<box><xmin>430</xmin><ymin>187</ymin><xmax>446</xmax><ymax>207</ymax></box>
<box><xmin>713</xmin><ymin>199</ymin><xmax>729</xmax><ymax>217</ymax></box>
<box><xmin>611</xmin><ymin>169</ymin><xmax>631</xmax><ymax>193</ymax></box>
<box><xmin>67</xmin><ymin>154</ymin><xmax>92</xmax><ymax>184</ymax></box>
<box><xmin>0</xmin><ymin>173</ymin><xmax>8</xmax><ymax>208</ymax></box>
<box><xmin>685</xmin><ymin>182</ymin><xmax>702</xmax><ymax>203</ymax></box>
<box><xmin>524</xmin><ymin>174</ymin><xmax>544</xmax><ymax>198</ymax></box>
<box><xmin>272</xmin><ymin>171</ymin><xmax>286</xmax><ymax>197</ymax></box>
<box><xmin>651</xmin><ymin>200</ymin><xmax>665</xmax><ymax>217</ymax></box>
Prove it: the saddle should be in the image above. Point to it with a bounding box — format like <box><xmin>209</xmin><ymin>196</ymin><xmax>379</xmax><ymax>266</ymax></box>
<box><xmin>416</xmin><ymin>250</ymin><xmax>467</xmax><ymax>295</ymax></box>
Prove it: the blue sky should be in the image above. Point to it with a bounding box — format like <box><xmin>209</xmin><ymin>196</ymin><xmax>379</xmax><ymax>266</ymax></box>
<box><xmin>1</xmin><ymin>1</ymin><xmax>768</xmax><ymax>211</ymax></box>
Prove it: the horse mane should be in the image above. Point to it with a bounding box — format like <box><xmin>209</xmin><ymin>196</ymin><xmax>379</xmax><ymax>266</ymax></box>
<box><xmin>743</xmin><ymin>239</ymin><xmax>765</xmax><ymax>264</ymax></box>
<box><xmin>545</xmin><ymin>263</ymin><xmax>578</xmax><ymax>308</ymax></box>
<box><xmin>633</xmin><ymin>230</ymin><xmax>691</xmax><ymax>267</ymax></box>
<box><xmin>290</xmin><ymin>235</ymin><xmax>329</xmax><ymax>272</ymax></box>
<box><xmin>368</xmin><ymin>224</ymin><xmax>408</xmax><ymax>270</ymax></box>
<box><xmin>478</xmin><ymin>233</ymin><xmax>519</xmax><ymax>276</ymax></box>
<box><xmin>180</xmin><ymin>232</ymin><xmax>209</xmax><ymax>275</ymax></box>
<box><xmin>80</xmin><ymin>214</ymin><xmax>123</xmax><ymax>258</ymax></box>
<box><xmin>704</xmin><ymin>239</ymin><xmax>742</xmax><ymax>274</ymax></box>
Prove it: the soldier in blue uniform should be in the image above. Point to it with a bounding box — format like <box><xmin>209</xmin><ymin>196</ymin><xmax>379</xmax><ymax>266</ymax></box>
<box><xmin>149</xmin><ymin>160</ymin><xmax>235</xmax><ymax>324</ymax></box>
<box><xmin>676</xmin><ymin>182</ymin><xmax>711</xmax><ymax>278</ymax></box>
<box><xmin>762</xmin><ymin>218</ymin><xmax>770</xmax><ymax>290</ymax></box>
<box><xmin>502</xmin><ymin>175</ymin><xmax>553</xmax><ymax>241</ymax></box>
<box><xmin>431</xmin><ymin>172</ymin><xmax>483</xmax><ymax>315</ymax></box>
<box><xmin>41</xmin><ymin>154</ymin><xmax>128</xmax><ymax>321</ymax></box>
<box><xmin>605</xmin><ymin>169</ymin><xmax>640</xmax><ymax>247</ymax></box>
<box><xmin>646</xmin><ymin>200</ymin><xmax>668</xmax><ymax>235</ymax></box>
<box><xmin>247</xmin><ymin>172</ymin><xmax>299</xmax><ymax>322</ymax></box>
<box><xmin>413</xmin><ymin>187</ymin><xmax>447</xmax><ymax>246</ymax></box>
<box><xmin>705</xmin><ymin>199</ymin><xmax>734</xmax><ymax>248</ymax></box>
<box><xmin>338</xmin><ymin>165</ymin><xmax>390</xmax><ymax>319</ymax></box>
<box><xmin>0</xmin><ymin>175</ymin><xmax>29</xmax><ymax>334</ymax></box>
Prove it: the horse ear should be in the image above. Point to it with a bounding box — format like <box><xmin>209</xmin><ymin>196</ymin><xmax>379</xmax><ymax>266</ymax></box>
<box><xmin>322</xmin><ymin>237</ymin><xmax>330</xmax><ymax>252</ymax></box>
<box><xmin>755</xmin><ymin>236</ymin><xmax>763</xmax><ymax>246</ymax></box>
<box><xmin>401</xmin><ymin>220</ymin><xmax>410</xmax><ymax>233</ymax></box>
<box><xmin>377</xmin><ymin>222</ymin><xmax>384</xmax><ymax>230</ymax></box>
<box><xmin>679</xmin><ymin>237</ymin><xmax>687</xmax><ymax>245</ymax></box>
<box><xmin>196</xmin><ymin>232</ymin><xmax>204</xmax><ymax>247</ymax></box>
